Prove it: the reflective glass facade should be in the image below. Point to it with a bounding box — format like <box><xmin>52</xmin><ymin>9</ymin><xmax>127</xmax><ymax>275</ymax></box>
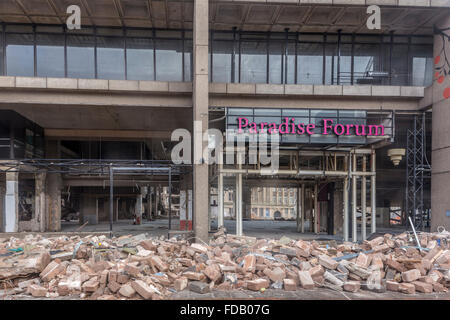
<box><xmin>0</xmin><ymin>24</ymin><xmax>433</xmax><ymax>87</ymax></box>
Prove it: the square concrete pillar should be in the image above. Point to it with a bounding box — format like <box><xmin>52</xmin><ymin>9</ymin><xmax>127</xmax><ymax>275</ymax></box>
<box><xmin>80</xmin><ymin>194</ymin><xmax>98</xmax><ymax>225</ymax></box>
<box><xmin>193</xmin><ymin>0</ymin><xmax>210</xmax><ymax>242</ymax></box>
<box><xmin>35</xmin><ymin>172</ymin><xmax>47</xmax><ymax>232</ymax></box>
<box><xmin>0</xmin><ymin>182</ymin><xmax>4</xmax><ymax>232</ymax></box>
<box><xmin>431</xmin><ymin>15</ymin><xmax>450</xmax><ymax>232</ymax></box>
<box><xmin>4</xmin><ymin>172</ymin><xmax>19</xmax><ymax>232</ymax></box>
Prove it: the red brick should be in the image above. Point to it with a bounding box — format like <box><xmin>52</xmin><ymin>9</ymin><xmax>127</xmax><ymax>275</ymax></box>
<box><xmin>385</xmin><ymin>259</ymin><xmax>406</xmax><ymax>272</ymax></box>
<box><xmin>203</xmin><ymin>264</ymin><xmax>221</xmax><ymax>282</ymax></box>
<box><xmin>242</xmin><ymin>255</ymin><xmax>256</xmax><ymax>272</ymax></box>
<box><xmin>247</xmin><ymin>279</ymin><xmax>270</xmax><ymax>291</ymax></box>
<box><xmin>131</xmin><ymin>280</ymin><xmax>157</xmax><ymax>299</ymax></box>
<box><xmin>398</xmin><ymin>283</ymin><xmax>415</xmax><ymax>294</ymax></box>
<box><xmin>412</xmin><ymin>281</ymin><xmax>433</xmax><ymax>293</ymax></box>
<box><xmin>283</xmin><ymin>278</ymin><xmax>297</xmax><ymax>291</ymax></box>
<box><xmin>309</xmin><ymin>265</ymin><xmax>325</xmax><ymax>277</ymax></box>
<box><xmin>318</xmin><ymin>255</ymin><xmax>338</xmax><ymax>270</ymax></box>
<box><xmin>401</xmin><ymin>269</ymin><xmax>421</xmax><ymax>282</ymax></box>
<box><xmin>343</xmin><ymin>281</ymin><xmax>360</xmax><ymax>293</ymax></box>
<box><xmin>174</xmin><ymin>277</ymin><xmax>188</xmax><ymax>291</ymax></box>
<box><xmin>29</xmin><ymin>284</ymin><xmax>47</xmax><ymax>297</ymax></box>
<box><xmin>298</xmin><ymin>271</ymin><xmax>315</xmax><ymax>289</ymax></box>
<box><xmin>386</xmin><ymin>281</ymin><xmax>399</xmax><ymax>292</ymax></box>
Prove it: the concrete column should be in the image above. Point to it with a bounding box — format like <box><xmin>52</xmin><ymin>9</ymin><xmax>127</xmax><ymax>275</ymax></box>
<box><xmin>4</xmin><ymin>172</ymin><xmax>19</xmax><ymax>232</ymax></box>
<box><xmin>431</xmin><ymin>14</ymin><xmax>450</xmax><ymax>232</ymax></box>
<box><xmin>235</xmin><ymin>151</ymin><xmax>243</xmax><ymax>236</ymax></box>
<box><xmin>35</xmin><ymin>172</ymin><xmax>47</xmax><ymax>232</ymax></box>
<box><xmin>296</xmin><ymin>186</ymin><xmax>301</xmax><ymax>232</ymax></box>
<box><xmin>135</xmin><ymin>190</ymin><xmax>143</xmax><ymax>225</ymax></box>
<box><xmin>314</xmin><ymin>183</ymin><xmax>318</xmax><ymax>234</ymax></box>
<box><xmin>147</xmin><ymin>186</ymin><xmax>152</xmax><ymax>221</ymax></box>
<box><xmin>301</xmin><ymin>184</ymin><xmax>305</xmax><ymax>233</ymax></box>
<box><xmin>0</xmin><ymin>180</ymin><xmax>5</xmax><ymax>232</ymax></box>
<box><xmin>193</xmin><ymin>0</ymin><xmax>209</xmax><ymax>242</ymax></box>
<box><xmin>114</xmin><ymin>197</ymin><xmax>119</xmax><ymax>222</ymax></box>
<box><xmin>218</xmin><ymin>163</ymin><xmax>224</xmax><ymax>228</ymax></box>
<box><xmin>352</xmin><ymin>153</ymin><xmax>357</xmax><ymax>243</ymax></box>
<box><xmin>343</xmin><ymin>155</ymin><xmax>349</xmax><ymax>242</ymax></box>
<box><xmin>155</xmin><ymin>186</ymin><xmax>159</xmax><ymax>216</ymax></box>
<box><xmin>361</xmin><ymin>156</ymin><xmax>367</xmax><ymax>241</ymax></box>
<box><xmin>371</xmin><ymin>150</ymin><xmax>377</xmax><ymax>234</ymax></box>
<box><xmin>46</xmin><ymin>140</ymin><xmax>62</xmax><ymax>231</ymax></box>
<box><xmin>242</xmin><ymin>185</ymin><xmax>252</xmax><ymax>220</ymax></box>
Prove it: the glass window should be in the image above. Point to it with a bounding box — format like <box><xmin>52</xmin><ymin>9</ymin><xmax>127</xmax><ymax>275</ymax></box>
<box><xmin>97</xmin><ymin>36</ymin><xmax>125</xmax><ymax>80</ymax></box>
<box><xmin>353</xmin><ymin>43</ymin><xmax>383</xmax><ymax>85</ymax></box>
<box><xmin>155</xmin><ymin>39</ymin><xmax>183</xmax><ymax>81</ymax></box>
<box><xmin>36</xmin><ymin>34</ymin><xmax>65</xmax><ymax>78</ymax></box>
<box><xmin>6</xmin><ymin>33</ymin><xmax>34</xmax><ymax>76</ymax></box>
<box><xmin>411</xmin><ymin>45</ymin><xmax>433</xmax><ymax>87</ymax></box>
<box><xmin>212</xmin><ymin>40</ymin><xmax>232</xmax><ymax>83</ymax></box>
<box><xmin>391</xmin><ymin>44</ymin><xmax>408</xmax><ymax>86</ymax></box>
<box><xmin>184</xmin><ymin>39</ymin><xmax>192</xmax><ymax>82</ymax></box>
<box><xmin>0</xmin><ymin>27</ymin><xmax>3</xmax><ymax>75</ymax></box>
<box><xmin>286</xmin><ymin>42</ymin><xmax>296</xmax><ymax>84</ymax></box>
<box><xmin>67</xmin><ymin>35</ymin><xmax>95</xmax><ymax>79</ymax></box>
<box><xmin>126</xmin><ymin>37</ymin><xmax>154</xmax><ymax>81</ymax></box>
<box><xmin>240</xmin><ymin>40</ymin><xmax>267</xmax><ymax>83</ymax></box>
<box><xmin>269</xmin><ymin>41</ymin><xmax>282</xmax><ymax>84</ymax></box>
<box><xmin>297</xmin><ymin>43</ymin><xmax>323</xmax><ymax>84</ymax></box>
<box><xmin>325</xmin><ymin>43</ymin><xmax>337</xmax><ymax>85</ymax></box>
<box><xmin>338</xmin><ymin>44</ymin><xmax>352</xmax><ymax>85</ymax></box>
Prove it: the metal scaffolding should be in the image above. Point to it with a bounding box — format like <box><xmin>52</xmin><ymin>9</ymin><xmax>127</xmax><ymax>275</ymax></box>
<box><xmin>405</xmin><ymin>113</ymin><xmax>431</xmax><ymax>231</ymax></box>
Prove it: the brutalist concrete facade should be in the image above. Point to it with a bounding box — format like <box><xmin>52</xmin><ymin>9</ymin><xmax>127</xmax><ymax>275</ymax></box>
<box><xmin>0</xmin><ymin>0</ymin><xmax>448</xmax><ymax>239</ymax></box>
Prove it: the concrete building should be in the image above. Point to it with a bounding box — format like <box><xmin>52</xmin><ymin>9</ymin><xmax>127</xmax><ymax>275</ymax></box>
<box><xmin>0</xmin><ymin>0</ymin><xmax>449</xmax><ymax>243</ymax></box>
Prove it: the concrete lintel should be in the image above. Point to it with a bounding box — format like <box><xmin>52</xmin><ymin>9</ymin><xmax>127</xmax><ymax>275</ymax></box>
<box><xmin>371</xmin><ymin>85</ymin><xmax>401</xmax><ymax>97</ymax></box>
<box><xmin>0</xmin><ymin>77</ymin><xmax>15</xmax><ymax>88</ymax></box>
<box><xmin>400</xmin><ymin>86</ymin><xmax>425</xmax><ymax>97</ymax></box>
<box><xmin>314</xmin><ymin>85</ymin><xmax>343</xmax><ymax>96</ymax></box>
<box><xmin>16</xmin><ymin>77</ymin><xmax>46</xmax><ymax>89</ymax></box>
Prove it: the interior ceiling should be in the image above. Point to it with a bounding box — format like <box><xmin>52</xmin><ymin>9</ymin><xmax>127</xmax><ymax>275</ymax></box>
<box><xmin>0</xmin><ymin>0</ymin><xmax>447</xmax><ymax>35</ymax></box>
<box><xmin>0</xmin><ymin>104</ymin><xmax>193</xmax><ymax>131</ymax></box>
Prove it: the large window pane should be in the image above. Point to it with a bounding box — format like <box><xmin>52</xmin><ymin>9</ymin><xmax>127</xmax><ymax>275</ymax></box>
<box><xmin>411</xmin><ymin>45</ymin><xmax>433</xmax><ymax>87</ymax></box>
<box><xmin>155</xmin><ymin>39</ymin><xmax>183</xmax><ymax>81</ymax></box>
<box><xmin>0</xmin><ymin>27</ymin><xmax>3</xmax><ymax>75</ymax></box>
<box><xmin>297</xmin><ymin>43</ymin><xmax>323</xmax><ymax>84</ymax></box>
<box><xmin>325</xmin><ymin>43</ymin><xmax>337</xmax><ymax>85</ymax></box>
<box><xmin>353</xmin><ymin>43</ymin><xmax>383</xmax><ymax>85</ymax></box>
<box><xmin>391</xmin><ymin>44</ymin><xmax>408</xmax><ymax>85</ymax></box>
<box><xmin>97</xmin><ymin>36</ymin><xmax>125</xmax><ymax>80</ymax></box>
<box><xmin>212</xmin><ymin>40</ymin><xmax>232</xmax><ymax>83</ymax></box>
<box><xmin>126</xmin><ymin>37</ymin><xmax>154</xmax><ymax>80</ymax></box>
<box><xmin>286</xmin><ymin>42</ymin><xmax>295</xmax><ymax>84</ymax></box>
<box><xmin>36</xmin><ymin>34</ymin><xmax>64</xmax><ymax>77</ymax></box>
<box><xmin>6</xmin><ymin>33</ymin><xmax>34</xmax><ymax>76</ymax></box>
<box><xmin>269</xmin><ymin>41</ymin><xmax>282</xmax><ymax>84</ymax></box>
<box><xmin>184</xmin><ymin>40</ymin><xmax>192</xmax><ymax>82</ymax></box>
<box><xmin>67</xmin><ymin>35</ymin><xmax>95</xmax><ymax>79</ymax></box>
<box><xmin>240</xmin><ymin>41</ymin><xmax>267</xmax><ymax>83</ymax></box>
<box><xmin>338</xmin><ymin>44</ymin><xmax>352</xmax><ymax>85</ymax></box>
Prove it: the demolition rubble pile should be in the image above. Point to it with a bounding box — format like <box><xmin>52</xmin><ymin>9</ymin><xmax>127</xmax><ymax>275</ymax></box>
<box><xmin>0</xmin><ymin>229</ymin><xmax>449</xmax><ymax>299</ymax></box>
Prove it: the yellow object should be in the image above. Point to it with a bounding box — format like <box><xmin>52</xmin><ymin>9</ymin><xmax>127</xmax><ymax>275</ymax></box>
<box><xmin>260</xmin><ymin>288</ymin><xmax>266</xmax><ymax>292</ymax></box>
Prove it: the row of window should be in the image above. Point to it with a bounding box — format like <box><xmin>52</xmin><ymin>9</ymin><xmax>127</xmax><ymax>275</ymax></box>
<box><xmin>0</xmin><ymin>24</ymin><xmax>434</xmax><ymax>86</ymax></box>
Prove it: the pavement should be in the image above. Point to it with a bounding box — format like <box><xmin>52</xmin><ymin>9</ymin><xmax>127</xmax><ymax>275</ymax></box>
<box><xmin>2</xmin><ymin>288</ymin><xmax>449</xmax><ymax>300</ymax></box>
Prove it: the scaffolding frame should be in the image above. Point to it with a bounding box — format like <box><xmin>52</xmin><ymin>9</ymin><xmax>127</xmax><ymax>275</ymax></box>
<box><xmin>405</xmin><ymin>114</ymin><xmax>431</xmax><ymax>231</ymax></box>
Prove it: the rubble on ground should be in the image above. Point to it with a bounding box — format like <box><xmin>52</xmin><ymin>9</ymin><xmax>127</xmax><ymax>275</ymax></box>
<box><xmin>0</xmin><ymin>229</ymin><xmax>449</xmax><ymax>299</ymax></box>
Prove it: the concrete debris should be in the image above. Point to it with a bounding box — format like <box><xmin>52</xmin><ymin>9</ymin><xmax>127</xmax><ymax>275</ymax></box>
<box><xmin>0</xmin><ymin>231</ymin><xmax>449</xmax><ymax>299</ymax></box>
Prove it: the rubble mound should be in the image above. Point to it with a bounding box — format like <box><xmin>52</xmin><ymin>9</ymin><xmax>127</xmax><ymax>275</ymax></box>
<box><xmin>0</xmin><ymin>230</ymin><xmax>449</xmax><ymax>299</ymax></box>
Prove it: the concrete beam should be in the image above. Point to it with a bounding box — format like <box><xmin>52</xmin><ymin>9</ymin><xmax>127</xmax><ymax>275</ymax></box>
<box><xmin>45</xmin><ymin>129</ymin><xmax>173</xmax><ymax>140</ymax></box>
